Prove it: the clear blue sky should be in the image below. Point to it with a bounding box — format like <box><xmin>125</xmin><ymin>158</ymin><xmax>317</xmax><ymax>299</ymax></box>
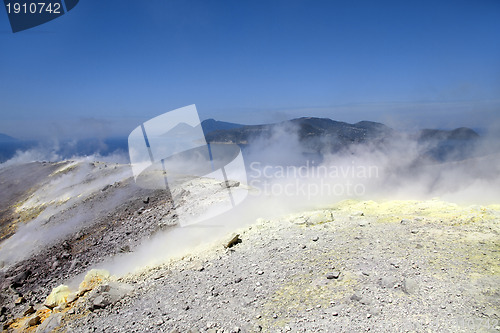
<box><xmin>1</xmin><ymin>0</ymin><xmax>499</xmax><ymax>139</ymax></box>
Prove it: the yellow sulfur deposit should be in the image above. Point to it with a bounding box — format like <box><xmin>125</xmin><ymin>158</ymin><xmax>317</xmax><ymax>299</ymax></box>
<box><xmin>78</xmin><ymin>269</ymin><xmax>111</xmax><ymax>294</ymax></box>
<box><xmin>44</xmin><ymin>285</ymin><xmax>71</xmax><ymax>309</ymax></box>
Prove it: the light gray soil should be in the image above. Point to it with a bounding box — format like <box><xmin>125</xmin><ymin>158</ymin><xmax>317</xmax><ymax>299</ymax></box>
<box><xmin>54</xmin><ymin>201</ymin><xmax>500</xmax><ymax>332</ymax></box>
<box><xmin>1</xmin><ymin>161</ymin><xmax>499</xmax><ymax>333</ymax></box>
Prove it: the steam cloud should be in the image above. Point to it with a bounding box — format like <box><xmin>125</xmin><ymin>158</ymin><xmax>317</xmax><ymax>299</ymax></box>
<box><xmin>1</xmin><ymin>119</ymin><xmax>499</xmax><ymax>279</ymax></box>
<box><xmin>243</xmin><ymin>121</ymin><xmax>500</xmax><ymax>206</ymax></box>
<box><xmin>97</xmin><ymin>119</ymin><xmax>500</xmax><ymax>276</ymax></box>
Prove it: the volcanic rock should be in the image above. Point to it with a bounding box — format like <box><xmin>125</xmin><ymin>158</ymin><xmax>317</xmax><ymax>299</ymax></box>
<box><xmin>78</xmin><ymin>269</ymin><xmax>111</xmax><ymax>295</ymax></box>
<box><xmin>402</xmin><ymin>277</ymin><xmax>418</xmax><ymax>294</ymax></box>
<box><xmin>10</xmin><ymin>270</ymin><xmax>31</xmax><ymax>288</ymax></box>
<box><xmin>44</xmin><ymin>285</ymin><xmax>70</xmax><ymax>309</ymax></box>
<box><xmin>220</xmin><ymin>180</ymin><xmax>240</xmax><ymax>188</ymax></box>
<box><xmin>326</xmin><ymin>271</ymin><xmax>341</xmax><ymax>279</ymax></box>
<box><xmin>25</xmin><ymin>314</ymin><xmax>41</xmax><ymax>327</ymax></box>
<box><xmin>90</xmin><ymin>282</ymin><xmax>134</xmax><ymax>309</ymax></box>
<box><xmin>23</xmin><ymin>305</ymin><xmax>35</xmax><ymax>316</ymax></box>
<box><xmin>380</xmin><ymin>276</ymin><xmax>398</xmax><ymax>289</ymax></box>
<box><xmin>224</xmin><ymin>233</ymin><xmax>242</xmax><ymax>248</ymax></box>
<box><xmin>36</xmin><ymin>313</ymin><xmax>62</xmax><ymax>333</ymax></box>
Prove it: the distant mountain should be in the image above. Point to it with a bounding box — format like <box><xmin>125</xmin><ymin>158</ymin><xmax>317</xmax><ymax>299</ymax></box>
<box><xmin>201</xmin><ymin>119</ymin><xmax>244</xmax><ymax>135</ymax></box>
<box><xmin>416</xmin><ymin>127</ymin><xmax>480</xmax><ymax>162</ymax></box>
<box><xmin>0</xmin><ymin>136</ymin><xmax>129</xmax><ymax>163</ymax></box>
<box><xmin>204</xmin><ymin>117</ymin><xmax>395</xmax><ymax>153</ymax></box>
<box><xmin>0</xmin><ymin>134</ymin><xmax>32</xmax><ymax>162</ymax></box>
<box><xmin>0</xmin><ymin>119</ymin><xmax>481</xmax><ymax>164</ymax></box>
<box><xmin>0</xmin><ymin>133</ymin><xmax>18</xmax><ymax>143</ymax></box>
<box><xmin>159</xmin><ymin>122</ymin><xmax>205</xmax><ymax>140</ymax></box>
<box><xmin>202</xmin><ymin>117</ymin><xmax>482</xmax><ymax>161</ymax></box>
<box><xmin>418</xmin><ymin>127</ymin><xmax>479</xmax><ymax>141</ymax></box>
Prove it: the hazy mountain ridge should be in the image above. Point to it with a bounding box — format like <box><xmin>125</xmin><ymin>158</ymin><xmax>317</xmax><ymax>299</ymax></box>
<box><xmin>202</xmin><ymin>117</ymin><xmax>479</xmax><ymax>160</ymax></box>
<box><xmin>203</xmin><ymin>117</ymin><xmax>396</xmax><ymax>146</ymax></box>
<box><xmin>0</xmin><ymin>134</ymin><xmax>18</xmax><ymax>143</ymax></box>
<box><xmin>0</xmin><ymin>119</ymin><xmax>480</xmax><ymax>163</ymax></box>
<box><xmin>202</xmin><ymin>117</ymin><xmax>478</xmax><ymax>145</ymax></box>
<box><xmin>417</xmin><ymin>127</ymin><xmax>480</xmax><ymax>141</ymax></box>
<box><xmin>0</xmin><ymin>137</ymin><xmax>128</xmax><ymax>163</ymax></box>
<box><xmin>200</xmin><ymin>119</ymin><xmax>244</xmax><ymax>134</ymax></box>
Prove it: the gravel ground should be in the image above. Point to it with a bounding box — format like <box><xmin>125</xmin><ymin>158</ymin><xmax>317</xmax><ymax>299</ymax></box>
<box><xmin>1</xmin><ymin>161</ymin><xmax>499</xmax><ymax>333</ymax></box>
<box><xmin>21</xmin><ymin>200</ymin><xmax>499</xmax><ymax>333</ymax></box>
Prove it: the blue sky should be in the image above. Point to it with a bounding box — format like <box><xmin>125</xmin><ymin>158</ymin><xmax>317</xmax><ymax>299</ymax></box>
<box><xmin>1</xmin><ymin>0</ymin><xmax>499</xmax><ymax>139</ymax></box>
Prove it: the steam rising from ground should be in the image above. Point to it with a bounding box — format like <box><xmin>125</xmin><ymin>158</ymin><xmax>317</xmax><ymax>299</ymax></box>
<box><xmin>96</xmin><ymin>121</ymin><xmax>500</xmax><ymax>277</ymax></box>
<box><xmin>0</xmin><ymin>160</ymin><xmax>133</xmax><ymax>265</ymax></box>
<box><xmin>244</xmin><ymin>122</ymin><xmax>500</xmax><ymax>205</ymax></box>
<box><xmin>85</xmin><ymin>187</ymin><xmax>319</xmax><ymax>279</ymax></box>
<box><xmin>1</xmin><ymin>120</ymin><xmax>499</xmax><ymax>279</ymax></box>
<box><xmin>0</xmin><ymin>148</ymin><xmax>129</xmax><ymax>169</ymax></box>
<box><xmin>0</xmin><ymin>135</ymin><xmax>130</xmax><ymax>169</ymax></box>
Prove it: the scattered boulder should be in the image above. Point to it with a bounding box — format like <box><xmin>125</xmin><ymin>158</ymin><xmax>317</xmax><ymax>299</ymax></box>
<box><xmin>402</xmin><ymin>278</ymin><xmax>418</xmax><ymax>294</ymax></box>
<box><xmin>92</xmin><ymin>295</ymin><xmax>111</xmax><ymax>309</ymax></box>
<box><xmin>10</xmin><ymin>270</ymin><xmax>31</xmax><ymax>288</ymax></box>
<box><xmin>349</xmin><ymin>293</ymin><xmax>371</xmax><ymax>305</ymax></box>
<box><xmin>224</xmin><ymin>233</ymin><xmax>242</xmax><ymax>248</ymax></box>
<box><xmin>326</xmin><ymin>271</ymin><xmax>341</xmax><ymax>279</ymax></box>
<box><xmin>53</xmin><ymin>302</ymin><xmax>67</xmax><ymax>312</ymax></box>
<box><xmin>36</xmin><ymin>313</ymin><xmax>62</xmax><ymax>333</ymax></box>
<box><xmin>44</xmin><ymin>285</ymin><xmax>70</xmax><ymax>309</ymax></box>
<box><xmin>390</xmin><ymin>261</ymin><xmax>400</xmax><ymax>268</ymax></box>
<box><xmin>380</xmin><ymin>276</ymin><xmax>398</xmax><ymax>289</ymax></box>
<box><xmin>78</xmin><ymin>269</ymin><xmax>111</xmax><ymax>295</ymax></box>
<box><xmin>143</xmin><ymin>196</ymin><xmax>150</xmax><ymax>204</ymax></box>
<box><xmin>25</xmin><ymin>315</ymin><xmax>41</xmax><ymax>327</ymax></box>
<box><xmin>101</xmin><ymin>184</ymin><xmax>112</xmax><ymax>192</ymax></box>
<box><xmin>66</xmin><ymin>292</ymin><xmax>78</xmax><ymax>304</ymax></box>
<box><xmin>360</xmin><ymin>297</ymin><xmax>371</xmax><ymax>305</ymax></box>
<box><xmin>23</xmin><ymin>305</ymin><xmax>35</xmax><ymax>316</ymax></box>
<box><xmin>119</xmin><ymin>245</ymin><xmax>131</xmax><ymax>253</ymax></box>
<box><xmin>172</xmin><ymin>188</ymin><xmax>190</xmax><ymax>202</ymax></box>
<box><xmin>220</xmin><ymin>180</ymin><xmax>240</xmax><ymax>188</ymax></box>
<box><xmin>90</xmin><ymin>282</ymin><xmax>134</xmax><ymax>309</ymax></box>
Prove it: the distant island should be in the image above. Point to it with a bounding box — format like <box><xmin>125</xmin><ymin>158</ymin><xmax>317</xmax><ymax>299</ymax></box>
<box><xmin>0</xmin><ymin>117</ymin><xmax>480</xmax><ymax>163</ymax></box>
